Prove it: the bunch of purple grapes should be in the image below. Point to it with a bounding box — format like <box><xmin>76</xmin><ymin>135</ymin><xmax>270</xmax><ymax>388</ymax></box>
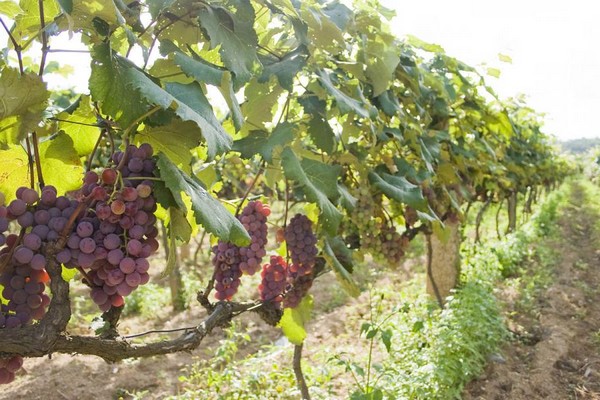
<box><xmin>212</xmin><ymin>242</ymin><xmax>243</xmax><ymax>301</ymax></box>
<box><xmin>283</xmin><ymin>274</ymin><xmax>314</xmax><ymax>309</ymax></box>
<box><xmin>211</xmin><ymin>201</ymin><xmax>270</xmax><ymax>301</ymax></box>
<box><xmin>284</xmin><ymin>214</ymin><xmax>317</xmax><ymax>277</ymax></box>
<box><xmin>238</xmin><ymin>201</ymin><xmax>270</xmax><ymax>275</ymax></box>
<box><xmin>0</xmin><ymin>186</ymin><xmax>56</xmax><ymax>385</ymax></box>
<box><xmin>0</xmin><ymin>355</ymin><xmax>23</xmax><ymax>384</ymax></box>
<box><xmin>62</xmin><ymin>144</ymin><xmax>158</xmax><ymax>311</ymax></box>
<box><xmin>258</xmin><ymin>255</ymin><xmax>288</xmax><ymax>305</ymax></box>
<box><xmin>0</xmin><ymin>187</ymin><xmax>55</xmax><ymax>328</ymax></box>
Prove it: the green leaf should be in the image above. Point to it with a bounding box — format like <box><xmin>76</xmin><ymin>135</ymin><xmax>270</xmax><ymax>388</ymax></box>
<box><xmin>307</xmin><ymin>115</ymin><xmax>335</xmax><ymax>154</ymax></box>
<box><xmin>56</xmin><ymin>95</ymin><xmax>101</xmax><ymax>157</ymax></box>
<box><xmin>162</xmin><ymin>206</ymin><xmax>192</xmax><ymax>276</ymax></box>
<box><xmin>281</xmin><ymin>148</ymin><xmax>342</xmax><ymax>235</ymax></box>
<box><xmin>0</xmin><ymin>1</ymin><xmax>23</xmax><ymax>18</ymax></box>
<box><xmin>38</xmin><ymin>132</ymin><xmax>84</xmax><ymax>196</ymax></box>
<box><xmin>13</xmin><ymin>0</ymin><xmax>60</xmax><ymax>41</ymax></box>
<box><xmin>322</xmin><ymin>238</ymin><xmax>359</xmax><ymax>297</ymax></box>
<box><xmin>169</xmin><ymin>42</ymin><xmax>225</xmax><ymax>86</ymax></box>
<box><xmin>368</xmin><ymin>171</ymin><xmax>428</xmax><ymax>211</ymax></box>
<box><xmin>259</xmin><ymin>45</ymin><xmax>308</xmax><ymax>90</ymax></box>
<box><xmin>148</xmin><ymin>0</ymin><xmax>175</xmax><ymax>18</ymax></box>
<box><xmin>498</xmin><ymin>53</ymin><xmax>512</xmax><ymax>63</ymax></box>
<box><xmin>0</xmin><ymin>134</ymin><xmax>83</xmax><ymax>201</ymax></box>
<box><xmin>278</xmin><ymin>295</ymin><xmax>313</xmax><ymax>345</ymax></box>
<box><xmin>381</xmin><ymin>328</ymin><xmax>393</xmax><ymax>353</ymax></box>
<box><xmin>281</xmin><ymin>147</ymin><xmax>342</xmax><ymax>236</ymax></box>
<box><xmin>0</xmin><ymin>67</ymin><xmax>49</xmax><ymax>144</ymax></box>
<box><xmin>156</xmin><ymin>153</ymin><xmax>250</xmax><ymax>246</ymax></box>
<box><xmin>365</xmin><ymin>48</ymin><xmax>400</xmax><ymax>96</ymax></box>
<box><xmin>0</xmin><ymin>145</ymin><xmax>28</xmax><ymax>202</ymax></box>
<box><xmin>61</xmin><ymin>265</ymin><xmax>78</xmax><ymax>281</ymax></box>
<box><xmin>198</xmin><ymin>1</ymin><xmax>260</xmax><ymax>85</ymax></box>
<box><xmin>301</xmin><ymin>6</ymin><xmax>345</xmax><ymax>51</ymax></box>
<box><xmin>135</xmin><ymin>119</ymin><xmax>201</xmax><ymax>173</ymax></box>
<box><xmin>241</xmin><ymin>80</ymin><xmax>284</xmax><ymax>127</ymax></box>
<box><xmin>232</xmin><ymin>123</ymin><xmax>294</xmax><ymax>162</ymax></box>
<box><xmin>405</xmin><ymin>35</ymin><xmax>445</xmax><ymax>53</ymax></box>
<box><xmin>168</xmin><ymin>43</ymin><xmax>244</xmax><ymax>130</ymax></box>
<box><xmin>487</xmin><ymin>67</ymin><xmax>501</xmax><ymax>78</ymax></box>
<box><xmin>218</xmin><ymin>71</ymin><xmax>244</xmax><ymax>131</ymax></box>
<box><xmin>55</xmin><ymin>0</ymin><xmax>72</xmax><ymax>13</ymax></box>
<box><xmin>90</xmin><ymin>44</ymin><xmax>232</xmax><ymax>158</ymax></box>
<box><xmin>300</xmin><ymin>158</ymin><xmax>341</xmax><ymax>201</ymax></box>
<box><xmin>317</xmin><ymin>70</ymin><xmax>370</xmax><ymax>118</ymax></box>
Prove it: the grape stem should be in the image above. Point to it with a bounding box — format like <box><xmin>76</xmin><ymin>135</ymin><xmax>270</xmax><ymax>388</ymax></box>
<box><xmin>0</xmin><ymin>228</ymin><xmax>26</xmax><ymax>275</ymax></box>
<box><xmin>234</xmin><ymin>159</ymin><xmax>266</xmax><ymax>217</ymax></box>
<box><xmin>25</xmin><ymin>137</ymin><xmax>36</xmax><ymax>189</ymax></box>
<box><xmin>425</xmin><ymin>234</ymin><xmax>444</xmax><ymax>309</ymax></box>
<box><xmin>86</xmin><ymin>129</ymin><xmax>106</xmax><ymax>172</ymax></box>
<box><xmin>0</xmin><ymin>300</ymin><xmax>279</xmax><ymax>362</ymax></box>
<box><xmin>31</xmin><ymin>132</ymin><xmax>45</xmax><ymax>189</ymax></box>
<box><xmin>293</xmin><ymin>343</ymin><xmax>311</xmax><ymax>400</ymax></box>
<box><xmin>75</xmin><ymin>266</ymin><xmax>95</xmax><ymax>288</ymax></box>
<box><xmin>38</xmin><ymin>0</ymin><xmax>49</xmax><ymax>76</ymax></box>
<box><xmin>56</xmin><ymin>200</ymin><xmax>90</xmax><ymax>250</ymax></box>
<box><xmin>0</xmin><ymin>18</ymin><xmax>24</xmax><ymax>74</ymax></box>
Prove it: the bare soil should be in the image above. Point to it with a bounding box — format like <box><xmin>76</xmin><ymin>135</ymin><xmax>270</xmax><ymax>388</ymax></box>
<box><xmin>465</xmin><ymin>184</ymin><xmax>600</xmax><ymax>400</ymax></box>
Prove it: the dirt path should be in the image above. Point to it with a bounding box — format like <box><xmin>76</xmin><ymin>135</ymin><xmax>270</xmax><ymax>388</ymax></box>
<box><xmin>465</xmin><ymin>183</ymin><xmax>600</xmax><ymax>400</ymax></box>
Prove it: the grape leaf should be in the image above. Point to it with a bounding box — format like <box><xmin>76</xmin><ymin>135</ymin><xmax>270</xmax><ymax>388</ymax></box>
<box><xmin>39</xmin><ymin>132</ymin><xmax>85</xmax><ymax>196</ymax></box>
<box><xmin>90</xmin><ymin>44</ymin><xmax>232</xmax><ymax>159</ymax></box>
<box><xmin>0</xmin><ymin>1</ymin><xmax>23</xmax><ymax>18</ymax></box>
<box><xmin>278</xmin><ymin>295</ymin><xmax>313</xmax><ymax>345</ymax></box>
<box><xmin>322</xmin><ymin>238</ymin><xmax>359</xmax><ymax>297</ymax></box>
<box><xmin>232</xmin><ymin>123</ymin><xmax>294</xmax><ymax>162</ymax></box>
<box><xmin>0</xmin><ymin>145</ymin><xmax>28</xmax><ymax>202</ymax></box>
<box><xmin>198</xmin><ymin>1</ymin><xmax>260</xmax><ymax>85</ymax></box>
<box><xmin>317</xmin><ymin>70</ymin><xmax>371</xmax><ymax>118</ymax></box>
<box><xmin>307</xmin><ymin>115</ymin><xmax>335</xmax><ymax>153</ymax></box>
<box><xmin>368</xmin><ymin>171</ymin><xmax>428</xmax><ymax>211</ymax></box>
<box><xmin>365</xmin><ymin>47</ymin><xmax>400</xmax><ymax>96</ymax></box>
<box><xmin>135</xmin><ymin>119</ymin><xmax>201</xmax><ymax>173</ymax></box>
<box><xmin>281</xmin><ymin>147</ymin><xmax>342</xmax><ymax>235</ymax></box>
<box><xmin>168</xmin><ymin>43</ymin><xmax>225</xmax><ymax>87</ymax></box>
<box><xmin>156</xmin><ymin>153</ymin><xmax>250</xmax><ymax>246</ymax></box>
<box><xmin>148</xmin><ymin>0</ymin><xmax>175</xmax><ymax>18</ymax></box>
<box><xmin>0</xmin><ymin>67</ymin><xmax>49</xmax><ymax>144</ymax></box>
<box><xmin>56</xmin><ymin>95</ymin><xmax>101</xmax><ymax>157</ymax></box>
<box><xmin>13</xmin><ymin>0</ymin><xmax>60</xmax><ymax>42</ymax></box>
<box><xmin>161</xmin><ymin>43</ymin><xmax>244</xmax><ymax>130</ymax></box>
<box><xmin>259</xmin><ymin>45</ymin><xmax>308</xmax><ymax>91</ymax></box>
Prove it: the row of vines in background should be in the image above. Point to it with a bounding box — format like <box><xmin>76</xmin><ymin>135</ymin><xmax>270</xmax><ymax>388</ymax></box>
<box><xmin>0</xmin><ymin>0</ymin><xmax>571</xmax><ymax>395</ymax></box>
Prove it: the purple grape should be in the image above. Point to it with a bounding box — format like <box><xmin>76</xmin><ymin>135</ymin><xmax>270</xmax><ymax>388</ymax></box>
<box><xmin>79</xmin><ymin>237</ymin><xmax>96</xmax><ymax>254</ymax></box>
<box><xmin>107</xmin><ymin>249</ymin><xmax>124</xmax><ymax>266</ymax></box>
<box><xmin>23</xmin><ymin>233</ymin><xmax>42</xmax><ymax>251</ymax></box>
<box><xmin>40</xmin><ymin>188</ymin><xmax>57</xmax><ymax>205</ymax></box>
<box><xmin>20</xmin><ymin>188</ymin><xmax>39</xmax><ymax>205</ymax></box>
<box><xmin>17</xmin><ymin>211</ymin><xmax>34</xmax><ymax>228</ymax></box>
<box><xmin>34</xmin><ymin>209</ymin><xmax>50</xmax><ymax>225</ymax></box>
<box><xmin>103</xmin><ymin>234</ymin><xmax>121</xmax><ymax>250</ymax></box>
<box><xmin>125</xmin><ymin>271</ymin><xmax>141</xmax><ymax>287</ymax></box>
<box><xmin>76</xmin><ymin>221</ymin><xmax>94</xmax><ymax>238</ymax></box>
<box><xmin>8</xmin><ymin>199</ymin><xmax>27</xmax><ymax>216</ymax></box>
<box><xmin>13</xmin><ymin>246</ymin><xmax>33</xmax><ymax>264</ymax></box>
<box><xmin>30</xmin><ymin>254</ymin><xmax>46</xmax><ymax>270</ymax></box>
<box><xmin>119</xmin><ymin>257</ymin><xmax>136</xmax><ymax>274</ymax></box>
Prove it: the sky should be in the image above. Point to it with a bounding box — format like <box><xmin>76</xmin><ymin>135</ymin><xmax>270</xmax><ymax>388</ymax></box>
<box><xmin>380</xmin><ymin>0</ymin><xmax>600</xmax><ymax>141</ymax></box>
<box><xmin>2</xmin><ymin>1</ymin><xmax>598</xmax><ymax>142</ymax></box>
